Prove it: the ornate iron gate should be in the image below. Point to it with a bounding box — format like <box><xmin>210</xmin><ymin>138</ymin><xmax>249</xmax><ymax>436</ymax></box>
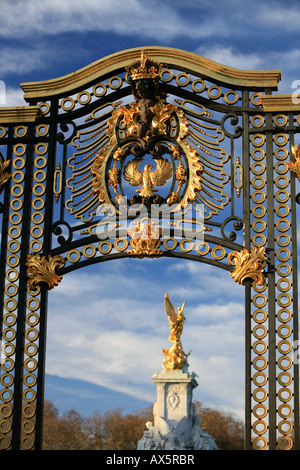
<box><xmin>0</xmin><ymin>47</ymin><xmax>299</xmax><ymax>450</ymax></box>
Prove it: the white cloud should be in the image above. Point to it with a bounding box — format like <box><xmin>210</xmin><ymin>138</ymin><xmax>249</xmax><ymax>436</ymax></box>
<box><xmin>0</xmin><ymin>0</ymin><xmax>246</xmax><ymax>43</ymax></box>
<box><xmin>0</xmin><ymin>0</ymin><xmax>193</xmax><ymax>40</ymax></box>
<box><xmin>193</xmin><ymin>44</ymin><xmax>300</xmax><ymax>95</ymax></box>
<box><xmin>46</xmin><ymin>259</ymin><xmax>245</xmax><ymax>414</ymax></box>
<box><xmin>258</xmin><ymin>4</ymin><xmax>300</xmax><ymax>31</ymax></box>
<box><xmin>0</xmin><ymin>47</ymin><xmax>48</xmax><ymax>77</ymax></box>
<box><xmin>0</xmin><ymin>87</ymin><xmax>26</xmax><ymax>107</ymax></box>
<box><xmin>196</xmin><ymin>45</ymin><xmax>263</xmax><ymax>71</ymax></box>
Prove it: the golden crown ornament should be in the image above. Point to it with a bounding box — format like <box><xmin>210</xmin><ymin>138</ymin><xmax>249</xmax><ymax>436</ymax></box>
<box><xmin>126</xmin><ymin>51</ymin><xmax>163</xmax><ymax>81</ymax></box>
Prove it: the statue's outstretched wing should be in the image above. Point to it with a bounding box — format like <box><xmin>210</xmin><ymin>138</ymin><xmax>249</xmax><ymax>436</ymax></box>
<box><xmin>123</xmin><ymin>158</ymin><xmax>144</xmax><ymax>187</ymax></box>
<box><xmin>175</xmin><ymin>99</ymin><xmax>230</xmax><ymax>220</ymax></box>
<box><xmin>151</xmin><ymin>158</ymin><xmax>173</xmax><ymax>187</ymax></box>
<box><xmin>164</xmin><ymin>293</ymin><xmax>177</xmax><ymax>325</ymax></box>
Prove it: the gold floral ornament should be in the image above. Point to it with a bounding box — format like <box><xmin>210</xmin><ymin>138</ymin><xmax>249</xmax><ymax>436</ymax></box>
<box><xmin>0</xmin><ymin>157</ymin><xmax>11</xmax><ymax>192</ymax></box>
<box><xmin>26</xmin><ymin>254</ymin><xmax>66</xmax><ymax>291</ymax></box>
<box><xmin>127</xmin><ymin>219</ymin><xmax>163</xmax><ymax>258</ymax></box>
<box><xmin>288</xmin><ymin>144</ymin><xmax>300</xmax><ymax>180</ymax></box>
<box><xmin>162</xmin><ymin>293</ymin><xmax>190</xmax><ymax>370</ymax></box>
<box><xmin>227</xmin><ymin>246</ymin><xmax>267</xmax><ymax>287</ymax></box>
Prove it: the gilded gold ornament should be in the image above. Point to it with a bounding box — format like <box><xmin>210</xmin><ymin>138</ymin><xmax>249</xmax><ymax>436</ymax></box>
<box><xmin>26</xmin><ymin>254</ymin><xmax>65</xmax><ymax>291</ymax></box>
<box><xmin>288</xmin><ymin>144</ymin><xmax>300</xmax><ymax>180</ymax></box>
<box><xmin>123</xmin><ymin>157</ymin><xmax>172</xmax><ymax>198</ymax></box>
<box><xmin>127</xmin><ymin>220</ymin><xmax>163</xmax><ymax>258</ymax></box>
<box><xmin>125</xmin><ymin>51</ymin><xmax>162</xmax><ymax>81</ymax></box>
<box><xmin>0</xmin><ymin>158</ymin><xmax>11</xmax><ymax>192</ymax></box>
<box><xmin>162</xmin><ymin>293</ymin><xmax>190</xmax><ymax>370</ymax></box>
<box><xmin>227</xmin><ymin>246</ymin><xmax>267</xmax><ymax>287</ymax></box>
<box><xmin>53</xmin><ymin>162</ymin><xmax>62</xmax><ymax>203</ymax></box>
<box><xmin>234</xmin><ymin>156</ymin><xmax>243</xmax><ymax>197</ymax></box>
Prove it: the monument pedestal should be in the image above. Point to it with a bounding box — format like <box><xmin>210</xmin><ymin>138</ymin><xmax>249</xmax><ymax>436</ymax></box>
<box><xmin>152</xmin><ymin>366</ymin><xmax>197</xmax><ymax>449</ymax></box>
<box><xmin>137</xmin><ymin>293</ymin><xmax>217</xmax><ymax>450</ymax></box>
<box><xmin>137</xmin><ymin>364</ymin><xmax>218</xmax><ymax>450</ymax></box>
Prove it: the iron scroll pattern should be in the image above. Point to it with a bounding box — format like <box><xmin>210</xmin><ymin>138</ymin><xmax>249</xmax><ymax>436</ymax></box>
<box><xmin>0</xmin><ymin>48</ymin><xmax>298</xmax><ymax>450</ymax></box>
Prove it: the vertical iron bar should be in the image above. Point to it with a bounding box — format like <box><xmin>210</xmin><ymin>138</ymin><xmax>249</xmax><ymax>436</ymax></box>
<box><xmin>265</xmin><ymin>108</ymin><xmax>276</xmax><ymax>450</ymax></box>
<box><xmin>230</xmin><ymin>135</ymin><xmax>235</xmax><ymax>217</ymax></box>
<box><xmin>35</xmin><ymin>99</ymin><xmax>58</xmax><ymax>450</ymax></box>
<box><xmin>289</xmin><ymin>120</ymin><xmax>299</xmax><ymax>449</ymax></box>
<box><xmin>59</xmin><ymin>142</ymin><xmax>68</xmax><ymax>220</ymax></box>
<box><xmin>34</xmin><ymin>287</ymin><xmax>48</xmax><ymax>450</ymax></box>
<box><xmin>11</xmin><ymin>121</ymin><xmax>35</xmax><ymax>450</ymax></box>
<box><xmin>242</xmin><ymin>89</ymin><xmax>252</xmax><ymax>450</ymax></box>
<box><xmin>0</xmin><ymin>129</ymin><xmax>13</xmax><ymax>333</ymax></box>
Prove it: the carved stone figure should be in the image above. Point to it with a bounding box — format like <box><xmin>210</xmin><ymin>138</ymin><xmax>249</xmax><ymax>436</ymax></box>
<box><xmin>191</xmin><ymin>415</ymin><xmax>218</xmax><ymax>450</ymax></box>
<box><xmin>137</xmin><ymin>422</ymin><xmax>157</xmax><ymax>450</ymax></box>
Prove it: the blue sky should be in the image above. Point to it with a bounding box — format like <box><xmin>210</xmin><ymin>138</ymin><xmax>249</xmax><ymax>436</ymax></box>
<box><xmin>1</xmin><ymin>0</ymin><xmax>300</xmax><ymax>420</ymax></box>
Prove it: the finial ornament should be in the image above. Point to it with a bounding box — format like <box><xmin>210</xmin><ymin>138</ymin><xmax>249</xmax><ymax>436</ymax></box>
<box><xmin>162</xmin><ymin>293</ymin><xmax>190</xmax><ymax>370</ymax></box>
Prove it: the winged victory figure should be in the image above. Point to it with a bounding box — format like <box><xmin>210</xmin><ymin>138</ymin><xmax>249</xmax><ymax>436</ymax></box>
<box><xmin>162</xmin><ymin>293</ymin><xmax>190</xmax><ymax>370</ymax></box>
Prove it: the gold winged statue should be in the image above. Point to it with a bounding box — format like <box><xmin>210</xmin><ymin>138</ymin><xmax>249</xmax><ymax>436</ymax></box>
<box><xmin>123</xmin><ymin>158</ymin><xmax>172</xmax><ymax>198</ymax></box>
<box><xmin>162</xmin><ymin>293</ymin><xmax>190</xmax><ymax>370</ymax></box>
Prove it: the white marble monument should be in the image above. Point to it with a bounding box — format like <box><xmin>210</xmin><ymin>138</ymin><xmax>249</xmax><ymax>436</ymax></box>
<box><xmin>137</xmin><ymin>294</ymin><xmax>218</xmax><ymax>450</ymax></box>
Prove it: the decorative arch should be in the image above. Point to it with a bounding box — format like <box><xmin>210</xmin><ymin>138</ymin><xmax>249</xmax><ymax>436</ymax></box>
<box><xmin>0</xmin><ymin>46</ymin><xmax>298</xmax><ymax>450</ymax></box>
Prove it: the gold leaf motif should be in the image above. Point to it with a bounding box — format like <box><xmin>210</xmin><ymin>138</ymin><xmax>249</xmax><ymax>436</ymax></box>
<box><xmin>227</xmin><ymin>246</ymin><xmax>266</xmax><ymax>287</ymax></box>
<box><xmin>288</xmin><ymin>145</ymin><xmax>300</xmax><ymax>180</ymax></box>
<box><xmin>0</xmin><ymin>158</ymin><xmax>11</xmax><ymax>192</ymax></box>
<box><xmin>26</xmin><ymin>254</ymin><xmax>66</xmax><ymax>291</ymax></box>
<box><xmin>150</xmin><ymin>100</ymin><xmax>178</xmax><ymax>136</ymax></box>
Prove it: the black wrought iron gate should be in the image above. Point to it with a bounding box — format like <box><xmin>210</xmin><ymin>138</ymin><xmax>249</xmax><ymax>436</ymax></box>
<box><xmin>0</xmin><ymin>47</ymin><xmax>299</xmax><ymax>450</ymax></box>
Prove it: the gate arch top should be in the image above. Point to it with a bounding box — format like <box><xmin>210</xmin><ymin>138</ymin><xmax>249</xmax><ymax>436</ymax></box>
<box><xmin>20</xmin><ymin>46</ymin><xmax>281</xmax><ymax>101</ymax></box>
<box><xmin>0</xmin><ymin>46</ymin><xmax>299</xmax><ymax>451</ymax></box>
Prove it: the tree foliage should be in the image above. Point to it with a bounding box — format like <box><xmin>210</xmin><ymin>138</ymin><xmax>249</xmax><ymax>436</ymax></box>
<box><xmin>194</xmin><ymin>401</ymin><xmax>244</xmax><ymax>450</ymax></box>
<box><xmin>42</xmin><ymin>399</ymin><xmax>244</xmax><ymax>450</ymax></box>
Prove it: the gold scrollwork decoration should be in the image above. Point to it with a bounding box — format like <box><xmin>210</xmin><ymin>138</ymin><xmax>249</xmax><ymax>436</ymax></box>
<box><xmin>288</xmin><ymin>144</ymin><xmax>300</xmax><ymax>180</ymax></box>
<box><xmin>0</xmin><ymin>158</ymin><xmax>11</xmax><ymax>192</ymax></box>
<box><xmin>227</xmin><ymin>246</ymin><xmax>267</xmax><ymax>287</ymax></box>
<box><xmin>26</xmin><ymin>254</ymin><xmax>65</xmax><ymax>291</ymax></box>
